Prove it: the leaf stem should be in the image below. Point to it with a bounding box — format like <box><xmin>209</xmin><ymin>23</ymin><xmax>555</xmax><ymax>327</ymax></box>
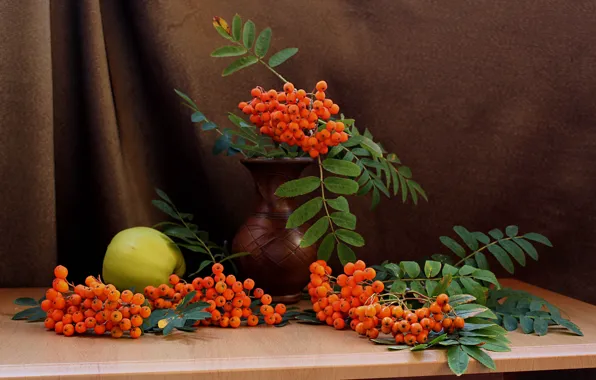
<box><xmin>258</xmin><ymin>58</ymin><xmax>289</xmax><ymax>83</ymax></box>
<box><xmin>453</xmin><ymin>237</ymin><xmax>515</xmax><ymax>267</ymax></box>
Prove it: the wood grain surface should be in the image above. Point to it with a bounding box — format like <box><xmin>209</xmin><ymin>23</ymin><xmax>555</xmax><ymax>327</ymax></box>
<box><xmin>1</xmin><ymin>279</ymin><xmax>594</xmax><ymax>380</ymax></box>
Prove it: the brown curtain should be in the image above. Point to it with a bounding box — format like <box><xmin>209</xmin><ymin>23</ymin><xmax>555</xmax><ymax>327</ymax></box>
<box><xmin>1</xmin><ymin>0</ymin><xmax>596</xmax><ymax>311</ymax></box>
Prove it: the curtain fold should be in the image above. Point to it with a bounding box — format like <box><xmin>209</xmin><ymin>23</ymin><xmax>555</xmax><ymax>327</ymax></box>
<box><xmin>1</xmin><ymin>1</ymin><xmax>595</xmax><ymax>308</ymax></box>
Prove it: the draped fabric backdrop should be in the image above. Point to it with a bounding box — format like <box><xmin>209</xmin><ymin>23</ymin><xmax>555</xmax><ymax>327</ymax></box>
<box><xmin>1</xmin><ymin>0</ymin><xmax>596</xmax><ymax>314</ymax></box>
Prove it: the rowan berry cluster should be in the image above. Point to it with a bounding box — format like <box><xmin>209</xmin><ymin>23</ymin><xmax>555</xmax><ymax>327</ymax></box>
<box><xmin>308</xmin><ymin>260</ymin><xmax>465</xmax><ymax>345</ymax></box>
<box><xmin>238</xmin><ymin>81</ymin><xmax>349</xmax><ymax>158</ymax></box>
<box><xmin>41</xmin><ymin>265</ymin><xmax>149</xmax><ymax>338</ymax></box>
<box><xmin>144</xmin><ymin>263</ymin><xmax>287</xmax><ymax>328</ymax></box>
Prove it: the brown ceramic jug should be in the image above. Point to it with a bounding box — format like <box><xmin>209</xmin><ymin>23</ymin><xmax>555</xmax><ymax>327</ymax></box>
<box><xmin>232</xmin><ymin>157</ymin><xmax>317</xmax><ymax>304</ymax></box>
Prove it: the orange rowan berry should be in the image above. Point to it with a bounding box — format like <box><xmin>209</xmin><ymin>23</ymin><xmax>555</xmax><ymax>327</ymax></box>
<box><xmin>371</xmin><ymin>281</ymin><xmax>385</xmax><ymax>293</ymax></box>
<box><xmin>416</xmin><ymin>308</ymin><xmax>430</xmax><ymax>319</ymax></box>
<box><xmin>420</xmin><ymin>318</ymin><xmax>434</xmax><ymax>330</ymax></box>
<box><xmin>140</xmin><ymin>306</ymin><xmax>151</xmax><ymax>318</ymax></box>
<box><xmin>253</xmin><ymin>288</ymin><xmax>264</xmax><ymax>298</ymax></box>
<box><xmin>119</xmin><ymin>318</ymin><xmax>131</xmax><ymax>331</ymax></box>
<box><xmin>44</xmin><ymin>317</ymin><xmax>56</xmax><ymax>330</ymax></box>
<box><xmin>429</xmin><ymin>302</ymin><xmax>442</xmax><ymax>315</ymax></box>
<box><xmin>316</xmin><ymin>81</ymin><xmax>328</xmax><ymax>92</ymax></box>
<box><xmin>110</xmin><ymin>310</ymin><xmax>123</xmax><ymax>323</ymax></box>
<box><xmin>442</xmin><ymin>318</ymin><xmax>453</xmax><ymax>328</ymax></box>
<box><xmin>54</xmin><ymin>279</ymin><xmax>69</xmax><ymax>293</ymax></box>
<box><xmin>215</xmin><ymin>281</ymin><xmax>227</xmax><ymax>294</ymax></box>
<box><xmin>367</xmin><ymin>328</ymin><xmax>380</xmax><ymax>339</ymax></box>
<box><xmin>436</xmin><ymin>294</ymin><xmax>449</xmax><ymax>306</ymax></box>
<box><xmin>398</xmin><ymin>320</ymin><xmax>411</xmax><ymax>333</ymax></box>
<box><xmin>333</xmin><ymin>318</ymin><xmax>345</xmax><ymax>330</ymax></box>
<box><xmin>62</xmin><ymin>313</ymin><xmax>73</xmax><ymax>325</ymax></box>
<box><xmin>344</xmin><ymin>262</ymin><xmax>356</xmax><ymax>276</ymax></box>
<box><xmin>51</xmin><ymin>309</ymin><xmax>64</xmax><ymax>322</ymax></box>
<box><xmin>432</xmin><ymin>322</ymin><xmax>443</xmax><ymax>333</ymax></box>
<box><xmin>75</xmin><ymin>321</ymin><xmax>87</xmax><ymax>334</ymax></box>
<box><xmin>62</xmin><ymin>323</ymin><xmax>74</xmax><ymax>336</ymax></box>
<box><xmin>222</xmin><ymin>288</ymin><xmax>235</xmax><ymax>301</ymax></box>
<box><xmin>129</xmin><ymin>327</ymin><xmax>142</xmax><ymax>338</ymax></box>
<box><xmin>224</xmin><ymin>274</ymin><xmax>235</xmax><ymax>286</ymax></box>
<box><xmin>410</xmin><ymin>323</ymin><xmax>423</xmax><ymax>335</ymax></box>
<box><xmin>129</xmin><ymin>304</ymin><xmax>141</xmax><ymax>315</ymax></box>
<box><xmin>355</xmin><ymin>322</ymin><xmax>366</xmax><ymax>335</ymax></box>
<box><xmin>230</xmin><ymin>308</ymin><xmax>242</xmax><ymax>318</ymax></box>
<box><xmin>202</xmin><ymin>277</ymin><xmax>215</xmax><ymax>289</ymax></box>
<box><xmin>92</xmin><ymin>324</ymin><xmax>105</xmax><ymax>335</ymax></box>
<box><xmin>191</xmin><ymin>278</ymin><xmax>203</xmax><ymax>290</ymax></box>
<box><xmin>110</xmin><ymin>327</ymin><xmax>123</xmax><ymax>338</ymax></box>
<box><xmin>72</xmin><ymin>311</ymin><xmax>84</xmax><ymax>323</ymax></box>
<box><xmin>442</xmin><ymin>304</ymin><xmax>452</xmax><ymax>313</ymax></box>
<box><xmin>417</xmin><ymin>331</ymin><xmax>429</xmax><ymax>344</ymax></box>
<box><xmin>54</xmin><ymin>265</ymin><xmax>68</xmax><ymax>279</ymax></box>
<box><xmin>52</xmin><ymin>297</ymin><xmax>66</xmax><ymax>310</ymax></box>
<box><xmin>91</xmin><ymin>298</ymin><xmax>103</xmax><ymax>312</ymax></box>
<box><xmin>404</xmin><ymin>333</ymin><xmax>417</xmax><ymax>346</ymax></box>
<box><xmin>315</xmin><ymin>91</ymin><xmax>325</xmax><ymax>100</ymax></box>
<box><xmin>259</xmin><ymin>293</ymin><xmax>272</xmax><ymax>305</ymax></box>
<box><xmin>232</xmin><ymin>281</ymin><xmax>243</xmax><ymax>293</ymax></box>
<box><xmin>229</xmin><ymin>316</ymin><xmax>241</xmax><ymax>328</ymax></box>
<box><xmin>251</xmin><ymin>87</ymin><xmax>262</xmax><ymax>98</ymax></box>
<box><xmin>265</xmin><ymin>314</ymin><xmax>276</xmax><ymax>325</ymax></box>
<box><xmin>95</xmin><ymin>311</ymin><xmax>106</xmax><ymax>324</ymax></box>
<box><xmin>129</xmin><ymin>314</ymin><xmax>143</xmax><ymax>328</ymax></box>
<box><xmin>214</xmin><ymin>296</ymin><xmax>226</xmax><ymax>308</ymax></box>
<box><xmin>120</xmin><ymin>290</ymin><xmax>133</xmax><ymax>303</ymax></box>
<box><xmin>91</xmin><ymin>283</ymin><xmax>105</xmax><ymax>296</ymax></box>
<box><xmin>329</xmin><ymin>104</ymin><xmax>340</xmax><ymax>115</ymax></box>
<box><xmin>454</xmin><ymin>317</ymin><xmax>465</xmax><ymax>329</ymax></box>
<box><xmin>120</xmin><ymin>306</ymin><xmax>131</xmax><ymax>319</ymax></box>
<box><xmin>283</xmin><ymin>82</ymin><xmax>295</xmax><ymax>93</ymax></box>
<box><xmin>274</xmin><ymin>304</ymin><xmax>286</xmax><ymax>315</ymax></box>
<box><xmin>241</xmin><ymin>315</ymin><xmax>256</xmax><ymax>327</ymax></box>
<box><xmin>40</xmin><ymin>299</ymin><xmax>53</xmax><ymax>312</ymax></box>
<box><xmin>272</xmin><ymin>313</ymin><xmax>282</xmax><ymax>324</ymax></box>
<box><xmin>405</xmin><ymin>312</ymin><xmax>418</xmax><ymax>324</ymax></box>
<box><xmin>260</xmin><ymin>305</ymin><xmax>274</xmax><ymax>316</ymax></box>
<box><xmin>129</xmin><ymin>293</ymin><xmax>143</xmax><ymax>305</ymax></box>
<box><xmin>84</xmin><ymin>317</ymin><xmax>96</xmax><ymax>329</ymax></box>
<box><xmin>83</xmin><ymin>276</ymin><xmax>96</xmax><ymax>287</ymax></box>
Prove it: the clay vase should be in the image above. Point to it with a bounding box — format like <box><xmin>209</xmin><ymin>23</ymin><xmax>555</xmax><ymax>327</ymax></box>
<box><xmin>232</xmin><ymin>157</ymin><xmax>317</xmax><ymax>304</ymax></box>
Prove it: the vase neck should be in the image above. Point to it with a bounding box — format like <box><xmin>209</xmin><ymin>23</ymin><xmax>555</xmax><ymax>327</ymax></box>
<box><xmin>243</xmin><ymin>160</ymin><xmax>313</xmax><ymax>215</ymax></box>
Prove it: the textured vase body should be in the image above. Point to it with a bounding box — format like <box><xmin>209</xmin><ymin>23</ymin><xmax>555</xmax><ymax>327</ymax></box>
<box><xmin>232</xmin><ymin>158</ymin><xmax>316</xmax><ymax>304</ymax></box>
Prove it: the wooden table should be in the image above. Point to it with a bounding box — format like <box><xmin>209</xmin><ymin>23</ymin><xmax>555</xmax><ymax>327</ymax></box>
<box><xmin>1</xmin><ymin>279</ymin><xmax>595</xmax><ymax>380</ymax></box>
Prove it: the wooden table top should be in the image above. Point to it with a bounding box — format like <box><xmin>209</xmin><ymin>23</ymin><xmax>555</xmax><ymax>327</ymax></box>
<box><xmin>1</xmin><ymin>279</ymin><xmax>595</xmax><ymax>380</ymax></box>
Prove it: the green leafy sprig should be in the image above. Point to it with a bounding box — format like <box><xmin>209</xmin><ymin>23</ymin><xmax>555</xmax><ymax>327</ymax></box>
<box><xmin>11</xmin><ymin>297</ymin><xmax>46</xmax><ymax>322</ymax></box>
<box><xmin>152</xmin><ymin>189</ymin><xmax>250</xmax><ymax>276</ymax></box>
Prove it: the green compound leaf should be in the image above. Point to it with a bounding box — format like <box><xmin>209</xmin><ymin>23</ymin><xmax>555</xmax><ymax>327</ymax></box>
<box><xmin>255</xmin><ymin>27</ymin><xmax>272</xmax><ymax>57</ymax></box>
<box><xmin>275</xmin><ymin>176</ymin><xmax>320</xmax><ymax>197</ymax></box>
<box><xmin>211</xmin><ymin>45</ymin><xmax>247</xmax><ymax>57</ymax></box>
<box><xmin>327</xmin><ymin>196</ymin><xmax>349</xmax><ymax>211</ymax></box>
<box><xmin>335</xmin><ymin>229</ymin><xmax>365</xmax><ymax>247</ymax></box>
<box><xmin>424</xmin><ymin>260</ymin><xmax>442</xmax><ymax>277</ymax></box>
<box><xmin>400</xmin><ymin>261</ymin><xmax>421</xmax><ymax>278</ymax></box>
<box><xmin>323</xmin><ymin>158</ymin><xmax>361</xmax><ymax>177</ymax></box>
<box><xmin>324</xmin><ymin>177</ymin><xmax>359</xmax><ymax>195</ymax></box>
<box><xmin>505</xmin><ymin>225</ymin><xmax>519</xmax><ymax>237</ymax></box>
<box><xmin>337</xmin><ymin>242</ymin><xmax>357</xmax><ymax>265</ymax></box>
<box><xmin>488</xmin><ymin>244</ymin><xmax>515</xmax><ymax>274</ymax></box>
<box><xmin>524</xmin><ymin>232</ymin><xmax>553</xmax><ymax>247</ymax></box>
<box><xmin>461</xmin><ymin>345</ymin><xmax>496</xmax><ymax>371</ymax></box>
<box><xmin>440</xmin><ymin>236</ymin><xmax>466</xmax><ymax>258</ymax></box>
<box><xmin>330</xmin><ymin>211</ymin><xmax>357</xmax><ymax>230</ymax></box>
<box><xmin>232</xmin><ymin>14</ymin><xmax>242</xmax><ymax>41</ymax></box>
<box><xmin>242</xmin><ymin>20</ymin><xmax>256</xmax><ymax>48</ymax></box>
<box><xmin>317</xmin><ymin>233</ymin><xmax>335</xmax><ymax>261</ymax></box>
<box><xmin>447</xmin><ymin>346</ymin><xmax>469</xmax><ymax>376</ymax></box>
<box><xmin>300</xmin><ymin>216</ymin><xmax>329</xmax><ymax>248</ymax></box>
<box><xmin>222</xmin><ymin>55</ymin><xmax>258</xmax><ymax>76</ymax></box>
<box><xmin>268</xmin><ymin>47</ymin><xmax>299</xmax><ymax>67</ymax></box>
<box><xmin>286</xmin><ymin>197</ymin><xmax>323</xmax><ymax>228</ymax></box>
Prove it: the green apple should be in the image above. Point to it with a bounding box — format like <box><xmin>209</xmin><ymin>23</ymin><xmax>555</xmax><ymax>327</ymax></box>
<box><xmin>102</xmin><ymin>227</ymin><xmax>186</xmax><ymax>291</ymax></box>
